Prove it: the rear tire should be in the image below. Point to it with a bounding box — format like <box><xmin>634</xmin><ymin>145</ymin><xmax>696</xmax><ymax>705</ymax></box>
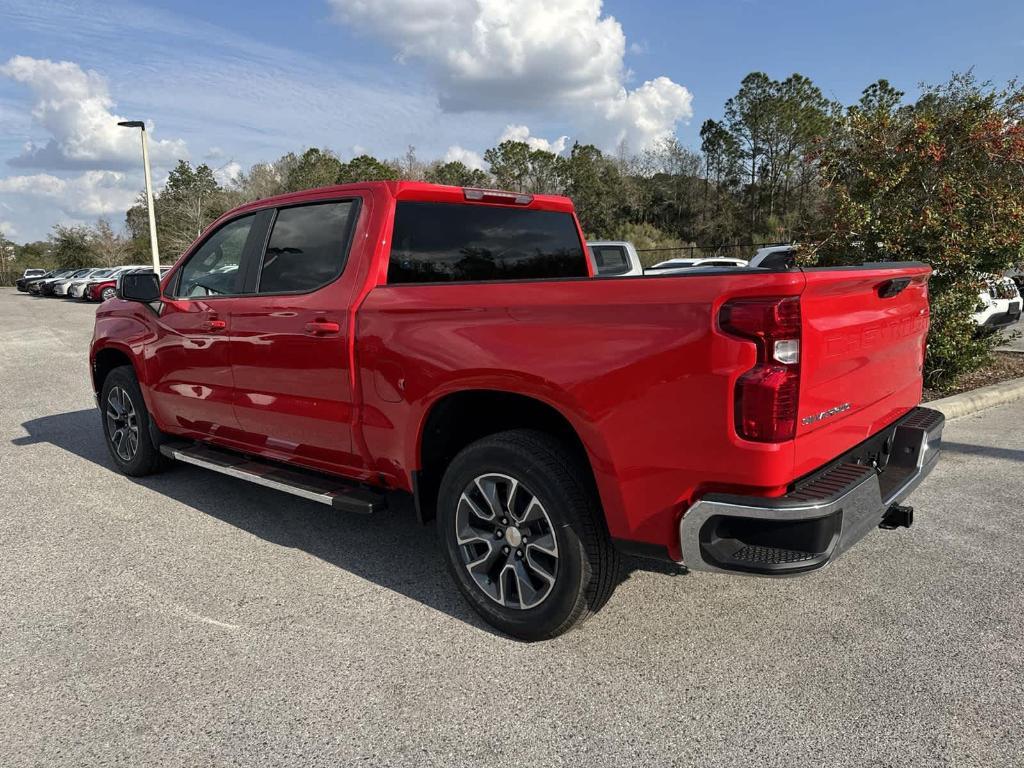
<box><xmin>436</xmin><ymin>429</ymin><xmax>619</xmax><ymax>641</ymax></box>
<box><xmin>99</xmin><ymin>365</ymin><xmax>165</xmax><ymax>477</ymax></box>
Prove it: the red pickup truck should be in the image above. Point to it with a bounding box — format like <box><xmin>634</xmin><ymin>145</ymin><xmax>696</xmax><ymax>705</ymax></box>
<box><xmin>91</xmin><ymin>181</ymin><xmax>944</xmax><ymax>639</ymax></box>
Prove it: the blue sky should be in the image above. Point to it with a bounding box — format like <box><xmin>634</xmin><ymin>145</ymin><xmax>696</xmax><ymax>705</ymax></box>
<box><xmin>1</xmin><ymin>0</ymin><xmax>1022</xmax><ymax>242</ymax></box>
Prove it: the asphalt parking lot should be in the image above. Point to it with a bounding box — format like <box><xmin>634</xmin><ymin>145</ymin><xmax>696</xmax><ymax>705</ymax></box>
<box><xmin>1</xmin><ymin>288</ymin><xmax>1022</xmax><ymax>767</ymax></box>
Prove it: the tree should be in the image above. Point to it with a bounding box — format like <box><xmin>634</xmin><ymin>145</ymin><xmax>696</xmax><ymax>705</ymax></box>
<box><xmin>235</xmin><ymin>160</ymin><xmax>288</xmax><ymax>200</ymax></box>
<box><xmin>336</xmin><ymin>154</ymin><xmax>400</xmax><ymax>183</ymax></box>
<box><xmin>634</xmin><ymin>138</ymin><xmax>704</xmax><ymax>242</ymax></box>
<box><xmin>760</xmin><ymin>74</ymin><xmax>835</xmax><ymax>228</ymax></box>
<box><xmin>0</xmin><ymin>229</ymin><xmax>15</xmax><ymax>285</ymax></box>
<box><xmin>424</xmin><ymin>160</ymin><xmax>489</xmax><ymax>187</ymax></box>
<box><xmin>51</xmin><ymin>225</ymin><xmax>96</xmax><ymax>269</ymax></box>
<box><xmin>482</xmin><ymin>140</ymin><xmax>566</xmax><ymax>195</ymax></box>
<box><xmin>397</xmin><ymin>145</ymin><xmax>425</xmax><ymax>180</ymax></box>
<box><xmin>812</xmin><ymin>73</ymin><xmax>1024</xmax><ymax>387</ymax></box>
<box><xmin>724</xmin><ymin>72</ymin><xmax>775</xmax><ymax>232</ymax></box>
<box><xmin>699</xmin><ymin>119</ymin><xmax>742</xmax><ymax>240</ymax></box>
<box><xmin>125</xmin><ymin>160</ymin><xmax>232</xmax><ymax>261</ymax></box>
<box><xmin>561</xmin><ymin>143</ymin><xmax>622</xmax><ymax>236</ymax></box>
<box><xmin>483</xmin><ymin>141</ymin><xmax>533</xmax><ymax>192</ymax></box>
<box><xmin>89</xmin><ymin>218</ymin><xmax>130</xmax><ymax>267</ymax></box>
<box><xmin>284</xmin><ymin>148</ymin><xmax>343</xmax><ymax>191</ymax></box>
<box><xmin>721</xmin><ymin>72</ymin><xmax>835</xmax><ymax>239</ymax></box>
<box><xmin>525</xmin><ymin>148</ymin><xmax>565</xmax><ymax>194</ymax></box>
<box><xmin>159</xmin><ymin>161</ymin><xmax>230</xmax><ymax>258</ymax></box>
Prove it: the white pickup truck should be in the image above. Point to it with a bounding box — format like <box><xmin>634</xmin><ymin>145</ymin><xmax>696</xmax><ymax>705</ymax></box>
<box><xmin>586</xmin><ymin>241</ymin><xmax>644</xmax><ymax>276</ymax></box>
<box><xmin>586</xmin><ymin>241</ymin><xmax>752</xmax><ymax>277</ymax></box>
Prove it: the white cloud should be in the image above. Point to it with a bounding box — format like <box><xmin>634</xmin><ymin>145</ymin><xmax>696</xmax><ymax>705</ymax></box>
<box><xmin>0</xmin><ymin>55</ymin><xmax>188</xmax><ymax>171</ymax></box>
<box><xmin>0</xmin><ymin>171</ymin><xmax>138</xmax><ymax>218</ymax></box>
<box><xmin>213</xmin><ymin>161</ymin><xmax>242</xmax><ymax>186</ymax></box>
<box><xmin>0</xmin><ymin>220</ymin><xmax>17</xmax><ymax>238</ymax></box>
<box><xmin>330</xmin><ymin>0</ymin><xmax>694</xmax><ymax>150</ymax></box>
<box><xmin>443</xmin><ymin>145</ymin><xmax>486</xmax><ymax>170</ymax></box>
<box><xmin>598</xmin><ymin>76</ymin><xmax>694</xmax><ymax>150</ymax></box>
<box><xmin>499</xmin><ymin>125</ymin><xmax>569</xmax><ymax>155</ymax></box>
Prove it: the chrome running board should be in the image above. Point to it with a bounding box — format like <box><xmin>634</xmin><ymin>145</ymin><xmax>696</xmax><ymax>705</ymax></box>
<box><xmin>159</xmin><ymin>441</ymin><xmax>386</xmax><ymax>514</ymax></box>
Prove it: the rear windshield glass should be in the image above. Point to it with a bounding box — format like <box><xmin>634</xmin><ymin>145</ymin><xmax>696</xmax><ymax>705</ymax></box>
<box><xmin>590</xmin><ymin>245</ymin><xmax>630</xmax><ymax>276</ymax></box>
<box><xmin>388</xmin><ymin>201</ymin><xmax>587</xmax><ymax>284</ymax></box>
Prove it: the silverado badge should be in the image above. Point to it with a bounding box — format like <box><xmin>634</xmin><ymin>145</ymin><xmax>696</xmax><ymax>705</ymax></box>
<box><xmin>801</xmin><ymin>403</ymin><xmax>852</xmax><ymax>426</ymax></box>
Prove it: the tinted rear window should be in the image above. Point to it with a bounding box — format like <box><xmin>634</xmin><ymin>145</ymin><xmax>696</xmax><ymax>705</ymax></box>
<box><xmin>590</xmin><ymin>245</ymin><xmax>630</xmax><ymax>276</ymax></box>
<box><xmin>388</xmin><ymin>201</ymin><xmax>587</xmax><ymax>284</ymax></box>
<box><xmin>258</xmin><ymin>201</ymin><xmax>357</xmax><ymax>294</ymax></box>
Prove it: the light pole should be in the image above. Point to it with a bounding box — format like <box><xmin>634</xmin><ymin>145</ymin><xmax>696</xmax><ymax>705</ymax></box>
<box><xmin>117</xmin><ymin>120</ymin><xmax>160</xmax><ymax>273</ymax></box>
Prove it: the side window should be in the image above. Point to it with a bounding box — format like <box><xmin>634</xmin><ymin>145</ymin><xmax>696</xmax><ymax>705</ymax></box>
<box><xmin>257</xmin><ymin>201</ymin><xmax>357</xmax><ymax>294</ymax></box>
<box><xmin>173</xmin><ymin>214</ymin><xmax>255</xmax><ymax>298</ymax></box>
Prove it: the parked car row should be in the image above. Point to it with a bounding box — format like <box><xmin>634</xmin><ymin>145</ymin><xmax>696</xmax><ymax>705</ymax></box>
<box><xmin>15</xmin><ymin>266</ymin><xmax>169</xmax><ymax>302</ymax></box>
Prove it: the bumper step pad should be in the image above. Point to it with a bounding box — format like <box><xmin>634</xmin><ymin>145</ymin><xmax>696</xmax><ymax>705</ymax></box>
<box><xmin>730</xmin><ymin>545</ymin><xmax>818</xmax><ymax>565</ymax></box>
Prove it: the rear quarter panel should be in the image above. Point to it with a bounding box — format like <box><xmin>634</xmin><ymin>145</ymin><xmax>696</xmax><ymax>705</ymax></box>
<box><xmin>356</xmin><ymin>271</ymin><xmax>807</xmax><ymax>555</ymax></box>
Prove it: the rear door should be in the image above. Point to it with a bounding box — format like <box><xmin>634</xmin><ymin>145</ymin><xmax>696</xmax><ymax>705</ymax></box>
<box><xmin>794</xmin><ymin>264</ymin><xmax>931</xmax><ymax>470</ymax></box>
<box><xmin>228</xmin><ymin>195</ymin><xmax>367</xmax><ymax>472</ymax></box>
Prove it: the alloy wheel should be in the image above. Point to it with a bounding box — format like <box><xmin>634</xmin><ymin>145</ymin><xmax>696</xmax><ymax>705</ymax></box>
<box><xmin>454</xmin><ymin>473</ymin><xmax>559</xmax><ymax>610</ymax></box>
<box><xmin>105</xmin><ymin>386</ymin><xmax>140</xmax><ymax>462</ymax></box>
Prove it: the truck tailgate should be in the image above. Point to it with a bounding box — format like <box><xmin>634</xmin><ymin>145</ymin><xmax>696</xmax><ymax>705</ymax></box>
<box><xmin>794</xmin><ymin>264</ymin><xmax>931</xmax><ymax>475</ymax></box>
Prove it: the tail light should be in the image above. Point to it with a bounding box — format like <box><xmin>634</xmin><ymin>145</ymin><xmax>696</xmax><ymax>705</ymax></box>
<box><xmin>719</xmin><ymin>297</ymin><xmax>802</xmax><ymax>442</ymax></box>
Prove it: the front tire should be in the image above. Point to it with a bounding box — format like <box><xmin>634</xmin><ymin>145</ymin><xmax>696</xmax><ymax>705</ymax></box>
<box><xmin>437</xmin><ymin>430</ymin><xmax>619</xmax><ymax>641</ymax></box>
<box><xmin>99</xmin><ymin>365</ymin><xmax>165</xmax><ymax>477</ymax></box>
<box><xmin>100</xmin><ymin>286</ymin><xmax>116</xmax><ymax>301</ymax></box>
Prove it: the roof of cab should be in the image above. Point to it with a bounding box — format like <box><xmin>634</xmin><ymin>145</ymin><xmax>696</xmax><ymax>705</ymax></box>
<box><xmin>224</xmin><ymin>180</ymin><xmax>577</xmax><ymax>219</ymax></box>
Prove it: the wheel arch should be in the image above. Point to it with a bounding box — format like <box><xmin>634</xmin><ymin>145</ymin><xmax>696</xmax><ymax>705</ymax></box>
<box><xmin>91</xmin><ymin>344</ymin><xmax>137</xmax><ymax>396</ymax></box>
<box><xmin>412</xmin><ymin>388</ymin><xmax>611</xmax><ymax>529</ymax></box>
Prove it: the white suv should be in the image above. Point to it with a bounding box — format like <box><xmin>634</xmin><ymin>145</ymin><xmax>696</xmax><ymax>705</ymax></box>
<box><xmin>972</xmin><ymin>276</ymin><xmax>1022</xmax><ymax>333</ymax></box>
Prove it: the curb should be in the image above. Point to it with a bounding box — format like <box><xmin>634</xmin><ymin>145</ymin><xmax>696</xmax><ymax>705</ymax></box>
<box><xmin>925</xmin><ymin>375</ymin><xmax>1024</xmax><ymax>420</ymax></box>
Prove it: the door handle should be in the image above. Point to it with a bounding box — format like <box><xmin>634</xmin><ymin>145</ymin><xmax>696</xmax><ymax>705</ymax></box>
<box><xmin>201</xmin><ymin>318</ymin><xmax>227</xmax><ymax>331</ymax></box>
<box><xmin>305</xmin><ymin>320</ymin><xmax>341</xmax><ymax>335</ymax></box>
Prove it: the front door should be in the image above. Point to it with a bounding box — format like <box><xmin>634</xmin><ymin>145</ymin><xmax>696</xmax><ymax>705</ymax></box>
<box><xmin>147</xmin><ymin>212</ymin><xmax>265</xmax><ymax>439</ymax></box>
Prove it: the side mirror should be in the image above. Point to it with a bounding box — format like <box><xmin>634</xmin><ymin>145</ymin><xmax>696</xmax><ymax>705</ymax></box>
<box><xmin>117</xmin><ymin>271</ymin><xmax>161</xmax><ymax>302</ymax></box>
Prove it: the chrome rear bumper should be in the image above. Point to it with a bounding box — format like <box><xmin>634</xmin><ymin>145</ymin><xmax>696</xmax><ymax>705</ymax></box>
<box><xmin>679</xmin><ymin>407</ymin><xmax>944</xmax><ymax>575</ymax></box>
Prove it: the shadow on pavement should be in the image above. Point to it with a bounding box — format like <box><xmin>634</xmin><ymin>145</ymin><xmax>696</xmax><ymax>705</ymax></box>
<box><xmin>941</xmin><ymin>440</ymin><xmax>1024</xmax><ymax>463</ymax></box>
<box><xmin>13</xmin><ymin>409</ymin><xmax>677</xmax><ymax>638</ymax></box>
